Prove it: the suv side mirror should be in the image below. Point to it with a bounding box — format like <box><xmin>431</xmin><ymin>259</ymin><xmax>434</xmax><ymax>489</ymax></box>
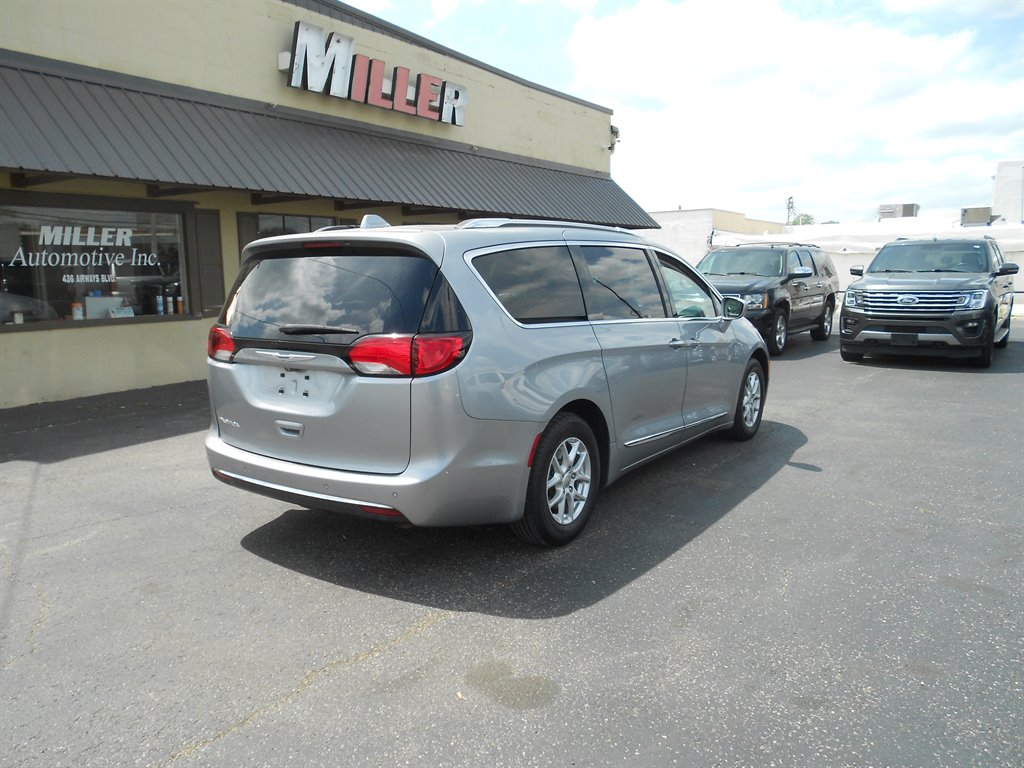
<box><xmin>723</xmin><ymin>296</ymin><xmax>745</xmax><ymax>319</ymax></box>
<box><xmin>788</xmin><ymin>266</ymin><xmax>813</xmax><ymax>279</ymax></box>
<box><xmin>850</xmin><ymin>265</ymin><xmax>864</xmax><ymax>276</ymax></box>
<box><xmin>998</xmin><ymin>262</ymin><xmax>1020</xmax><ymax>276</ymax></box>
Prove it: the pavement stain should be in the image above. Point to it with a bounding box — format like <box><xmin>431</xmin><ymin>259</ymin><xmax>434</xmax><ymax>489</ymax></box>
<box><xmin>463</xmin><ymin>660</ymin><xmax>560</xmax><ymax>710</ymax></box>
<box><xmin>151</xmin><ymin>609</ymin><xmax>453</xmax><ymax>768</ymax></box>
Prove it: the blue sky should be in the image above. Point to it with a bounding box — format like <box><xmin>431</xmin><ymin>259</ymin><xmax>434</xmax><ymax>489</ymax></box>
<box><xmin>344</xmin><ymin>0</ymin><xmax>1024</xmax><ymax>224</ymax></box>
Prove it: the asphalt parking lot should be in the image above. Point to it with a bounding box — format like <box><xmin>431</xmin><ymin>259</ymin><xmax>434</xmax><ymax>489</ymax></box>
<box><xmin>1</xmin><ymin>333</ymin><xmax>1022</xmax><ymax>768</ymax></box>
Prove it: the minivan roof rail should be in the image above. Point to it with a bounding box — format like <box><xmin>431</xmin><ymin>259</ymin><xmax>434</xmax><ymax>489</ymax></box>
<box><xmin>456</xmin><ymin>218</ymin><xmax>641</xmax><ymax>236</ymax></box>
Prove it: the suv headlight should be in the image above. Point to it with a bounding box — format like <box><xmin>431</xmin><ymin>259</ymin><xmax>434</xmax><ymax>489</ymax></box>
<box><xmin>844</xmin><ymin>290</ymin><xmax>862</xmax><ymax>308</ymax></box>
<box><xmin>956</xmin><ymin>291</ymin><xmax>987</xmax><ymax>310</ymax></box>
<box><xmin>740</xmin><ymin>292</ymin><xmax>767</xmax><ymax>310</ymax></box>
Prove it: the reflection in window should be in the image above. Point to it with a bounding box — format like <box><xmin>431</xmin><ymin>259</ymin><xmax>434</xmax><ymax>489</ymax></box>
<box><xmin>257</xmin><ymin>214</ymin><xmax>336</xmax><ymax>238</ymax></box>
<box><xmin>579</xmin><ymin>246</ymin><xmax>665</xmax><ymax>320</ymax></box>
<box><xmin>658</xmin><ymin>257</ymin><xmax>717</xmax><ymax>319</ymax></box>
<box><xmin>0</xmin><ymin>205</ymin><xmax>187</xmax><ymax>325</ymax></box>
<box><xmin>473</xmin><ymin>246</ymin><xmax>586</xmax><ymax>323</ymax></box>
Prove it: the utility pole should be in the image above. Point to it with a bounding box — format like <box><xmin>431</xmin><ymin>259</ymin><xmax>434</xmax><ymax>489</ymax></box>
<box><xmin>786</xmin><ymin>197</ymin><xmax>795</xmax><ymax>226</ymax></box>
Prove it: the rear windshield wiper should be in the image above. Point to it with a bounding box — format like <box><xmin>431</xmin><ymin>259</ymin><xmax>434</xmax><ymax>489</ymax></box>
<box><xmin>278</xmin><ymin>324</ymin><xmax>360</xmax><ymax>335</ymax></box>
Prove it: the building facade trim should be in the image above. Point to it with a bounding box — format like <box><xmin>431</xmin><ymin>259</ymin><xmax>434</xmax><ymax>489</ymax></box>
<box><xmin>0</xmin><ymin>50</ymin><xmax>656</xmax><ymax>229</ymax></box>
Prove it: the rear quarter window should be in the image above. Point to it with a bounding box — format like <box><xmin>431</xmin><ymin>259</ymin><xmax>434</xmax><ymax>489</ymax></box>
<box><xmin>473</xmin><ymin>245</ymin><xmax>587</xmax><ymax>324</ymax></box>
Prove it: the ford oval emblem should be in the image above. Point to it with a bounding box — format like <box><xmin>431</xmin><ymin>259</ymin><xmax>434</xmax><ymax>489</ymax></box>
<box><xmin>897</xmin><ymin>295</ymin><xmax>919</xmax><ymax>305</ymax></box>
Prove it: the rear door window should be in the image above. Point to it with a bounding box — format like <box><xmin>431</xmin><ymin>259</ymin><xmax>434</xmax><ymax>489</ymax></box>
<box><xmin>224</xmin><ymin>249</ymin><xmax>440</xmax><ymax>340</ymax></box>
<box><xmin>473</xmin><ymin>245</ymin><xmax>586</xmax><ymax>324</ymax></box>
<box><xmin>576</xmin><ymin>245</ymin><xmax>667</xmax><ymax>320</ymax></box>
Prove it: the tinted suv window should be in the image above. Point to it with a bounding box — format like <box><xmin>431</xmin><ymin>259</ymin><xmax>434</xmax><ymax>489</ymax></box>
<box><xmin>474</xmin><ymin>245</ymin><xmax>586</xmax><ymax>324</ymax></box>
<box><xmin>869</xmin><ymin>241</ymin><xmax>989</xmax><ymax>273</ymax></box>
<box><xmin>224</xmin><ymin>249</ymin><xmax>440</xmax><ymax>340</ymax></box>
<box><xmin>698</xmin><ymin>247</ymin><xmax>783</xmax><ymax>277</ymax></box>
<box><xmin>578</xmin><ymin>245</ymin><xmax>666</xmax><ymax>320</ymax></box>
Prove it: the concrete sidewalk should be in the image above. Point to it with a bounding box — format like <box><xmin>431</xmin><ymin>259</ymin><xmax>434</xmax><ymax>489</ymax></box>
<box><xmin>0</xmin><ymin>379</ymin><xmax>209</xmax><ymax>464</ymax></box>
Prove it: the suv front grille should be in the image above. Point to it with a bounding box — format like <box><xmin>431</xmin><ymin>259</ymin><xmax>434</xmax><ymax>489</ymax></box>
<box><xmin>862</xmin><ymin>291</ymin><xmax>961</xmax><ymax>316</ymax></box>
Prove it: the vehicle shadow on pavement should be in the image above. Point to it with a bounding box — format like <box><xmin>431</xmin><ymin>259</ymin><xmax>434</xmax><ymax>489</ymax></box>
<box><xmin>770</xmin><ymin>335</ymin><xmax>838</xmax><ymax>361</ymax></box>
<box><xmin>838</xmin><ymin>338</ymin><xmax>1024</xmax><ymax>375</ymax></box>
<box><xmin>240</xmin><ymin>419</ymin><xmax>807</xmax><ymax>619</ymax></box>
<box><xmin>0</xmin><ymin>380</ymin><xmax>210</xmax><ymax>464</ymax></box>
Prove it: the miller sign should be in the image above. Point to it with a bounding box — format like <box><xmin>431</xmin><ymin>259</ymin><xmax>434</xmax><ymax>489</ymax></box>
<box><xmin>280</xmin><ymin>21</ymin><xmax>468</xmax><ymax>126</ymax></box>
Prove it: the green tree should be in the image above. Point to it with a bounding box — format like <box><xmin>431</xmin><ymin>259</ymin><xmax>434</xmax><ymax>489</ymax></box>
<box><xmin>791</xmin><ymin>213</ymin><xmax>815</xmax><ymax>225</ymax></box>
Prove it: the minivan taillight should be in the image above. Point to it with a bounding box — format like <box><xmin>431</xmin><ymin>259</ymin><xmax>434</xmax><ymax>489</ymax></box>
<box><xmin>208</xmin><ymin>325</ymin><xmax>236</xmax><ymax>362</ymax></box>
<box><xmin>347</xmin><ymin>333</ymin><xmax>468</xmax><ymax>377</ymax></box>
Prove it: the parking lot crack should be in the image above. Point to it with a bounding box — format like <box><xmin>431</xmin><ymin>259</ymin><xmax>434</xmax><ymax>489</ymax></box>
<box><xmin>151</xmin><ymin>609</ymin><xmax>453</xmax><ymax>767</ymax></box>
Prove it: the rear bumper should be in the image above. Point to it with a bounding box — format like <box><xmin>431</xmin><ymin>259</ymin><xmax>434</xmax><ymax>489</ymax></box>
<box><xmin>206</xmin><ymin>422</ymin><xmax>537</xmax><ymax>527</ymax></box>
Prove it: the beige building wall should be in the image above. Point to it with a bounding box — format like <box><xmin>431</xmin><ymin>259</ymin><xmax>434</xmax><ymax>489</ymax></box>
<box><xmin>0</xmin><ymin>170</ymin><xmax>434</xmax><ymax>407</ymax></box>
<box><xmin>0</xmin><ymin>0</ymin><xmax>621</xmax><ymax>407</ymax></box>
<box><xmin>641</xmin><ymin>209</ymin><xmax>785</xmax><ymax>265</ymax></box>
<box><xmin>0</xmin><ymin>0</ymin><xmax>614</xmax><ymax>174</ymax></box>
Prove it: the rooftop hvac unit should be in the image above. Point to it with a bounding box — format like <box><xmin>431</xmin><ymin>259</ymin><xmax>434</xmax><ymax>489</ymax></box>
<box><xmin>960</xmin><ymin>206</ymin><xmax>999</xmax><ymax>227</ymax></box>
<box><xmin>878</xmin><ymin>204</ymin><xmax>920</xmax><ymax>219</ymax></box>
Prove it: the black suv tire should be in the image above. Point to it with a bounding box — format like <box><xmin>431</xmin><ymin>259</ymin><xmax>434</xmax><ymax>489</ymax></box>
<box><xmin>767</xmin><ymin>309</ymin><xmax>788</xmax><ymax>355</ymax></box>
<box><xmin>810</xmin><ymin>299</ymin><xmax>834</xmax><ymax>341</ymax></box>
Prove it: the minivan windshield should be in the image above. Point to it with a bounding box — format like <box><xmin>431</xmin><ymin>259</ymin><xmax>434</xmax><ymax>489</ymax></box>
<box><xmin>868</xmin><ymin>242</ymin><xmax>989</xmax><ymax>274</ymax></box>
<box><xmin>698</xmin><ymin>248</ymin><xmax>784</xmax><ymax>277</ymax></box>
<box><xmin>224</xmin><ymin>251</ymin><xmax>438</xmax><ymax>341</ymax></box>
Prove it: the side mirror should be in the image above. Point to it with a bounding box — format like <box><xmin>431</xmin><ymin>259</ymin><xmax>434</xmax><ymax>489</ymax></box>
<box><xmin>788</xmin><ymin>266</ymin><xmax>813</xmax><ymax>279</ymax></box>
<box><xmin>998</xmin><ymin>262</ymin><xmax>1019</xmax><ymax>276</ymax></box>
<box><xmin>850</xmin><ymin>265</ymin><xmax>864</xmax><ymax>276</ymax></box>
<box><xmin>723</xmin><ymin>296</ymin><xmax>746</xmax><ymax>319</ymax></box>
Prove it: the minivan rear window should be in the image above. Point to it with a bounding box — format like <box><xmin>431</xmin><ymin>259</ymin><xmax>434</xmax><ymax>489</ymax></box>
<box><xmin>224</xmin><ymin>251</ymin><xmax>439</xmax><ymax>340</ymax></box>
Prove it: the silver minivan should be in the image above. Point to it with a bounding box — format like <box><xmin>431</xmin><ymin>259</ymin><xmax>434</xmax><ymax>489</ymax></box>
<box><xmin>206</xmin><ymin>218</ymin><xmax>769</xmax><ymax>546</ymax></box>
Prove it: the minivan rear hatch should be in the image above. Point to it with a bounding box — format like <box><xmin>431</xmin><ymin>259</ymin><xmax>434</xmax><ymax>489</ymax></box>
<box><xmin>208</xmin><ymin>241</ymin><xmax>460</xmax><ymax>474</ymax></box>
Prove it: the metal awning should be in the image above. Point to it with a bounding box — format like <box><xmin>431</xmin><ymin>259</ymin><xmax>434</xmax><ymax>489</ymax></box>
<box><xmin>0</xmin><ymin>51</ymin><xmax>657</xmax><ymax>229</ymax></box>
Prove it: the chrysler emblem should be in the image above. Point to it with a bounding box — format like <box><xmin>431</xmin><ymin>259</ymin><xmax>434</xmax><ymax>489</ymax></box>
<box><xmin>897</xmin><ymin>295</ymin><xmax>919</xmax><ymax>305</ymax></box>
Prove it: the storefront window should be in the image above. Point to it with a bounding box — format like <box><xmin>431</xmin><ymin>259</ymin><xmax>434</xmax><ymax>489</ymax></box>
<box><xmin>257</xmin><ymin>214</ymin><xmax>335</xmax><ymax>238</ymax></box>
<box><xmin>0</xmin><ymin>205</ymin><xmax>187</xmax><ymax>325</ymax></box>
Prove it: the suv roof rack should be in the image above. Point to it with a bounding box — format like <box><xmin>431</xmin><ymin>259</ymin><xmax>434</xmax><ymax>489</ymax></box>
<box><xmin>726</xmin><ymin>241</ymin><xmax>821</xmax><ymax>249</ymax></box>
<box><xmin>456</xmin><ymin>217</ymin><xmax>640</xmax><ymax>237</ymax></box>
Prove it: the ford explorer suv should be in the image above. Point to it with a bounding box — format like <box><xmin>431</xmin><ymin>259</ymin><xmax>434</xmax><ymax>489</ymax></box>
<box><xmin>840</xmin><ymin>236</ymin><xmax>1018</xmax><ymax>367</ymax></box>
<box><xmin>206</xmin><ymin>217</ymin><xmax>769</xmax><ymax>546</ymax></box>
<box><xmin>696</xmin><ymin>243</ymin><xmax>840</xmax><ymax>354</ymax></box>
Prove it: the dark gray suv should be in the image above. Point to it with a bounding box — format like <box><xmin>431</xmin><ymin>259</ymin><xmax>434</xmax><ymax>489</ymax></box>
<box><xmin>206</xmin><ymin>218</ymin><xmax>769</xmax><ymax>546</ymax></box>
<box><xmin>840</xmin><ymin>237</ymin><xmax>1018</xmax><ymax>367</ymax></box>
<box><xmin>697</xmin><ymin>243</ymin><xmax>840</xmax><ymax>355</ymax></box>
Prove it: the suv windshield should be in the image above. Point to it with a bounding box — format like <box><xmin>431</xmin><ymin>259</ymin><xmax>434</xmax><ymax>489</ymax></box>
<box><xmin>224</xmin><ymin>249</ymin><xmax>441</xmax><ymax>341</ymax></box>
<box><xmin>868</xmin><ymin>242</ymin><xmax>989</xmax><ymax>274</ymax></box>
<box><xmin>698</xmin><ymin>248</ymin><xmax>784</xmax><ymax>277</ymax></box>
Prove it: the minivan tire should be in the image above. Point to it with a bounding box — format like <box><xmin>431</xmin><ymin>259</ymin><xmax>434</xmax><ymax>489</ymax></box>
<box><xmin>512</xmin><ymin>413</ymin><xmax>601</xmax><ymax>547</ymax></box>
<box><xmin>724</xmin><ymin>359</ymin><xmax>766</xmax><ymax>441</ymax></box>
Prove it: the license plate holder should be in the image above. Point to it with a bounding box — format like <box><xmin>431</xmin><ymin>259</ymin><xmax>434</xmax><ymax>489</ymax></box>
<box><xmin>891</xmin><ymin>332</ymin><xmax>918</xmax><ymax>346</ymax></box>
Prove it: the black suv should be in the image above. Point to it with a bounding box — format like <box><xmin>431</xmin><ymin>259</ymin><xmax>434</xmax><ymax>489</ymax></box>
<box><xmin>840</xmin><ymin>237</ymin><xmax>1018</xmax><ymax>367</ymax></box>
<box><xmin>696</xmin><ymin>243</ymin><xmax>840</xmax><ymax>354</ymax></box>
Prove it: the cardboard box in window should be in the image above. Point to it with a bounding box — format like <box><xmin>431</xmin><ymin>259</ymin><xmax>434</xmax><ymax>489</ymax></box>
<box><xmin>85</xmin><ymin>296</ymin><xmax>129</xmax><ymax>319</ymax></box>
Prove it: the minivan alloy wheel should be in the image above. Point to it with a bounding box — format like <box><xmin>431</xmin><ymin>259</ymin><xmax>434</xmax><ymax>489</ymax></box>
<box><xmin>739</xmin><ymin>369</ymin><xmax>762</xmax><ymax>429</ymax></box>
<box><xmin>546</xmin><ymin>436</ymin><xmax>593</xmax><ymax>525</ymax></box>
<box><xmin>513</xmin><ymin>413</ymin><xmax>601</xmax><ymax>546</ymax></box>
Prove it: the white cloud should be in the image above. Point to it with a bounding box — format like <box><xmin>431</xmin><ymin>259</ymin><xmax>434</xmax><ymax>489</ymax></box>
<box><xmin>565</xmin><ymin>0</ymin><xmax>1023</xmax><ymax>222</ymax></box>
